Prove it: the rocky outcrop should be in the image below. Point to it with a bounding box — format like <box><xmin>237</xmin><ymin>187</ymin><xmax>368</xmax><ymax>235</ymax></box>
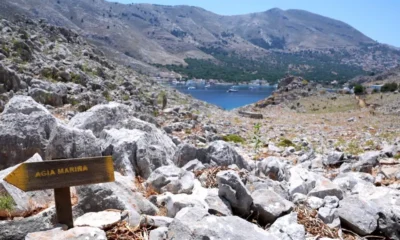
<box><xmin>0</xmin><ymin>96</ymin><xmax>57</xmax><ymax>169</ymax></box>
<box><xmin>0</xmin><ymin>96</ymin><xmax>102</xmax><ymax>169</ymax></box>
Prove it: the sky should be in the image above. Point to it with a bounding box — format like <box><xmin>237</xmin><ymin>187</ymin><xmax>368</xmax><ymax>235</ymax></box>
<box><xmin>112</xmin><ymin>0</ymin><xmax>400</xmax><ymax>47</ymax></box>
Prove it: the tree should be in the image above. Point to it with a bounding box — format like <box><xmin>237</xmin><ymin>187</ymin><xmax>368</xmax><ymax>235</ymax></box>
<box><xmin>353</xmin><ymin>84</ymin><xmax>365</xmax><ymax>95</ymax></box>
<box><xmin>381</xmin><ymin>82</ymin><xmax>398</xmax><ymax>92</ymax></box>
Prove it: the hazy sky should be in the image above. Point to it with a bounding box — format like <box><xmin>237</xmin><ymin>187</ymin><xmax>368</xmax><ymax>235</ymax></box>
<box><xmin>112</xmin><ymin>0</ymin><xmax>400</xmax><ymax>47</ymax></box>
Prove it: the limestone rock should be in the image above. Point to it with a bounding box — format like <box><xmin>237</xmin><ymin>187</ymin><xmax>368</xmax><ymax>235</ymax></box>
<box><xmin>204</xmin><ymin>188</ymin><xmax>232</xmax><ymax>216</ymax></box>
<box><xmin>25</xmin><ymin>226</ymin><xmax>106</xmax><ymax>240</ymax></box>
<box><xmin>306</xmin><ymin>196</ymin><xmax>324</xmax><ymax>209</ymax></box>
<box><xmin>0</xmin><ymin>63</ymin><xmax>22</xmax><ymax>92</ymax></box>
<box><xmin>154</xmin><ymin>193</ymin><xmax>207</xmax><ymax>218</ymax></box>
<box><xmin>172</xmin><ymin>143</ymin><xmax>198</xmax><ymax>167</ymax></box>
<box><xmin>181</xmin><ymin>159</ymin><xmax>205</xmax><ymax>172</ymax></box>
<box><xmin>337</xmin><ymin>196</ymin><xmax>379</xmax><ymax>235</ymax></box>
<box><xmin>0</xmin><ymin>154</ymin><xmax>53</xmax><ymax>218</ymax></box>
<box><xmin>46</xmin><ymin>123</ymin><xmax>101</xmax><ymax>160</ymax></box>
<box><xmin>167</xmin><ymin>207</ymin><xmax>278</xmax><ymax>240</ymax></box>
<box><xmin>324</xmin><ymin>151</ymin><xmax>344</xmax><ymax>166</ymax></box>
<box><xmin>252</xmin><ymin>189</ymin><xmax>294</xmax><ymax>225</ymax></box>
<box><xmin>75</xmin><ymin>172</ymin><xmax>157</xmax><ymax>227</ymax></box>
<box><xmin>74</xmin><ymin>211</ymin><xmax>122</xmax><ymax>229</ymax></box>
<box><xmin>257</xmin><ymin>156</ymin><xmax>288</xmax><ymax>181</ymax></box>
<box><xmin>146</xmin><ymin>165</ymin><xmax>195</xmax><ymax>194</ymax></box>
<box><xmin>149</xmin><ymin>227</ymin><xmax>168</xmax><ymax>240</ymax></box>
<box><xmin>268</xmin><ymin>212</ymin><xmax>305</xmax><ymax>240</ymax></box>
<box><xmin>217</xmin><ymin>170</ymin><xmax>253</xmax><ymax>217</ymax></box>
<box><xmin>0</xmin><ymin>207</ymin><xmax>56</xmax><ymax>240</ymax></box>
<box><xmin>288</xmin><ymin>166</ymin><xmax>316</xmax><ymax>197</ymax></box>
<box><xmin>308</xmin><ymin>177</ymin><xmax>343</xmax><ymax>200</ymax></box>
<box><xmin>206</xmin><ymin>141</ymin><xmax>248</xmax><ymax>169</ymax></box>
<box><xmin>0</xmin><ymin>96</ymin><xmax>57</xmax><ymax>169</ymax></box>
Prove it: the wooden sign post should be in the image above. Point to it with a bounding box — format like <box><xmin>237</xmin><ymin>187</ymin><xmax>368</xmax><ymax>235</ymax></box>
<box><xmin>3</xmin><ymin>156</ymin><xmax>115</xmax><ymax>228</ymax></box>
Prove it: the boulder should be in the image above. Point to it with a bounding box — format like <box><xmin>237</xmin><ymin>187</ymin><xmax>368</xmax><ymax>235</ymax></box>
<box><xmin>206</xmin><ymin>141</ymin><xmax>248</xmax><ymax>169</ymax></box>
<box><xmin>318</xmin><ymin>207</ymin><xmax>340</xmax><ymax>228</ymax></box>
<box><xmin>75</xmin><ymin>172</ymin><xmax>157</xmax><ymax>226</ymax></box>
<box><xmin>0</xmin><ymin>154</ymin><xmax>53</xmax><ymax>218</ymax></box>
<box><xmin>146</xmin><ymin>165</ymin><xmax>195</xmax><ymax>194</ymax></box>
<box><xmin>149</xmin><ymin>227</ymin><xmax>168</xmax><ymax>240</ymax></box>
<box><xmin>28</xmin><ymin>79</ymin><xmax>68</xmax><ymax>107</ymax></box>
<box><xmin>204</xmin><ymin>188</ymin><xmax>232</xmax><ymax>216</ymax></box>
<box><xmin>268</xmin><ymin>212</ymin><xmax>305</xmax><ymax>240</ymax></box>
<box><xmin>0</xmin><ymin>96</ymin><xmax>57</xmax><ymax>169</ymax></box>
<box><xmin>324</xmin><ymin>151</ymin><xmax>344</xmax><ymax>166</ymax></box>
<box><xmin>246</xmin><ymin>175</ymin><xmax>290</xmax><ymax>200</ymax></box>
<box><xmin>46</xmin><ymin>124</ymin><xmax>101</xmax><ymax>160</ymax></box>
<box><xmin>252</xmin><ymin>189</ymin><xmax>294</xmax><ymax>225</ymax></box>
<box><xmin>288</xmin><ymin>166</ymin><xmax>316</xmax><ymax>197</ymax></box>
<box><xmin>172</xmin><ymin>143</ymin><xmax>198</xmax><ymax>167</ymax></box>
<box><xmin>217</xmin><ymin>170</ymin><xmax>253</xmax><ymax>217</ymax></box>
<box><xmin>0</xmin><ymin>63</ymin><xmax>22</xmax><ymax>92</ymax></box>
<box><xmin>181</xmin><ymin>159</ymin><xmax>205</xmax><ymax>172</ymax></box>
<box><xmin>308</xmin><ymin>177</ymin><xmax>343</xmax><ymax>200</ymax></box>
<box><xmin>70</xmin><ymin>102</ymin><xmax>176</xmax><ymax>178</ymax></box>
<box><xmin>154</xmin><ymin>193</ymin><xmax>207</xmax><ymax>218</ymax></box>
<box><xmin>358</xmin><ymin>151</ymin><xmax>381</xmax><ymax>167</ymax></box>
<box><xmin>74</xmin><ymin>211</ymin><xmax>124</xmax><ymax>229</ymax></box>
<box><xmin>167</xmin><ymin>207</ymin><xmax>278</xmax><ymax>240</ymax></box>
<box><xmin>256</xmin><ymin>157</ymin><xmax>288</xmax><ymax>181</ymax></box>
<box><xmin>140</xmin><ymin>215</ymin><xmax>173</xmax><ymax>228</ymax></box>
<box><xmin>0</xmin><ymin>207</ymin><xmax>56</xmax><ymax>240</ymax></box>
<box><xmin>337</xmin><ymin>196</ymin><xmax>379</xmax><ymax>235</ymax></box>
<box><xmin>306</xmin><ymin>196</ymin><xmax>324</xmax><ymax>209</ymax></box>
<box><xmin>25</xmin><ymin>226</ymin><xmax>106</xmax><ymax>240</ymax></box>
<box><xmin>0</xmin><ymin>96</ymin><xmax>101</xmax><ymax>169</ymax></box>
<box><xmin>101</xmin><ymin>128</ymin><xmax>172</xmax><ymax>178</ymax></box>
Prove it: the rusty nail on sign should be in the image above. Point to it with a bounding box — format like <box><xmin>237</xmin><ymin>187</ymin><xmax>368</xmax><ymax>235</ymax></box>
<box><xmin>3</xmin><ymin>156</ymin><xmax>115</xmax><ymax>229</ymax></box>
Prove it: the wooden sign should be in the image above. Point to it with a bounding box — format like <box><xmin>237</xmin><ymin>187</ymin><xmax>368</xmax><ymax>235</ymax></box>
<box><xmin>3</xmin><ymin>156</ymin><xmax>115</xmax><ymax>228</ymax></box>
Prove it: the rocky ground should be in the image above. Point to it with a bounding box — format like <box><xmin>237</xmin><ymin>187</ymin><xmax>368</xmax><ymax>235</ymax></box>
<box><xmin>1</xmin><ymin>17</ymin><xmax>400</xmax><ymax>240</ymax></box>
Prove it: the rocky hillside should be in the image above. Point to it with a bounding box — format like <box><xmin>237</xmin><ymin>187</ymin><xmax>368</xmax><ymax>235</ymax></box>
<box><xmin>1</xmin><ymin>0</ymin><xmax>400</xmax><ymax>82</ymax></box>
<box><xmin>1</xmin><ymin>13</ymin><xmax>400</xmax><ymax>240</ymax></box>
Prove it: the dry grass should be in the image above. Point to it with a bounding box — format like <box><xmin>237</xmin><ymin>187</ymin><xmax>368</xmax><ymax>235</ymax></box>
<box><xmin>194</xmin><ymin>166</ymin><xmax>229</xmax><ymax>188</ymax></box>
<box><xmin>106</xmin><ymin>221</ymin><xmax>154</xmax><ymax>240</ymax></box>
<box><xmin>295</xmin><ymin>205</ymin><xmax>356</xmax><ymax>240</ymax></box>
<box><xmin>134</xmin><ymin>177</ymin><xmax>159</xmax><ymax>198</ymax></box>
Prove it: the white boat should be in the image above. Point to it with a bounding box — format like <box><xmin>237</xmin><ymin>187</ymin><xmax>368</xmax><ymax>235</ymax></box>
<box><xmin>205</xmin><ymin>84</ymin><xmax>211</xmax><ymax>88</ymax></box>
<box><xmin>227</xmin><ymin>88</ymin><xmax>238</xmax><ymax>93</ymax></box>
<box><xmin>188</xmin><ymin>86</ymin><xmax>196</xmax><ymax>90</ymax></box>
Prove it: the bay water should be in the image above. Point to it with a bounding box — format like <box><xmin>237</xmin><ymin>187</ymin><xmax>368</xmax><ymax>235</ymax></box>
<box><xmin>171</xmin><ymin>84</ymin><xmax>276</xmax><ymax>110</ymax></box>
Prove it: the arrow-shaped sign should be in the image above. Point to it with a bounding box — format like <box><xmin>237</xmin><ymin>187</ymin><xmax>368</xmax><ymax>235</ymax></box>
<box><xmin>3</xmin><ymin>156</ymin><xmax>115</xmax><ymax>229</ymax></box>
<box><xmin>4</xmin><ymin>156</ymin><xmax>115</xmax><ymax>191</ymax></box>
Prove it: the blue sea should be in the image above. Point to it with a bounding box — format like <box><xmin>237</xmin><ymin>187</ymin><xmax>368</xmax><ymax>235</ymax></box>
<box><xmin>171</xmin><ymin>84</ymin><xmax>276</xmax><ymax>110</ymax></box>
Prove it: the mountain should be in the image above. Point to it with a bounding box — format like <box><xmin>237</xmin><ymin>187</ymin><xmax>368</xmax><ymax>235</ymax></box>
<box><xmin>1</xmin><ymin>0</ymin><xmax>400</xmax><ymax>83</ymax></box>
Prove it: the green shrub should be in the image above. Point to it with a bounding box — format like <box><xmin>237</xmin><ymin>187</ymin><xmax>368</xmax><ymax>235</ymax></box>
<box><xmin>277</xmin><ymin>138</ymin><xmax>295</xmax><ymax>147</ymax></box>
<box><xmin>185</xmin><ymin>129</ymin><xmax>192</xmax><ymax>134</ymax></box>
<box><xmin>353</xmin><ymin>84</ymin><xmax>365</xmax><ymax>95</ymax></box>
<box><xmin>381</xmin><ymin>82</ymin><xmax>398</xmax><ymax>92</ymax></box>
<box><xmin>0</xmin><ymin>194</ymin><xmax>15</xmax><ymax>212</ymax></box>
<box><xmin>394</xmin><ymin>153</ymin><xmax>400</xmax><ymax>160</ymax></box>
<box><xmin>102</xmin><ymin>90</ymin><xmax>112</xmax><ymax>101</ymax></box>
<box><xmin>223</xmin><ymin>134</ymin><xmax>245</xmax><ymax>144</ymax></box>
<box><xmin>122</xmin><ymin>94</ymin><xmax>130</xmax><ymax>101</ymax></box>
